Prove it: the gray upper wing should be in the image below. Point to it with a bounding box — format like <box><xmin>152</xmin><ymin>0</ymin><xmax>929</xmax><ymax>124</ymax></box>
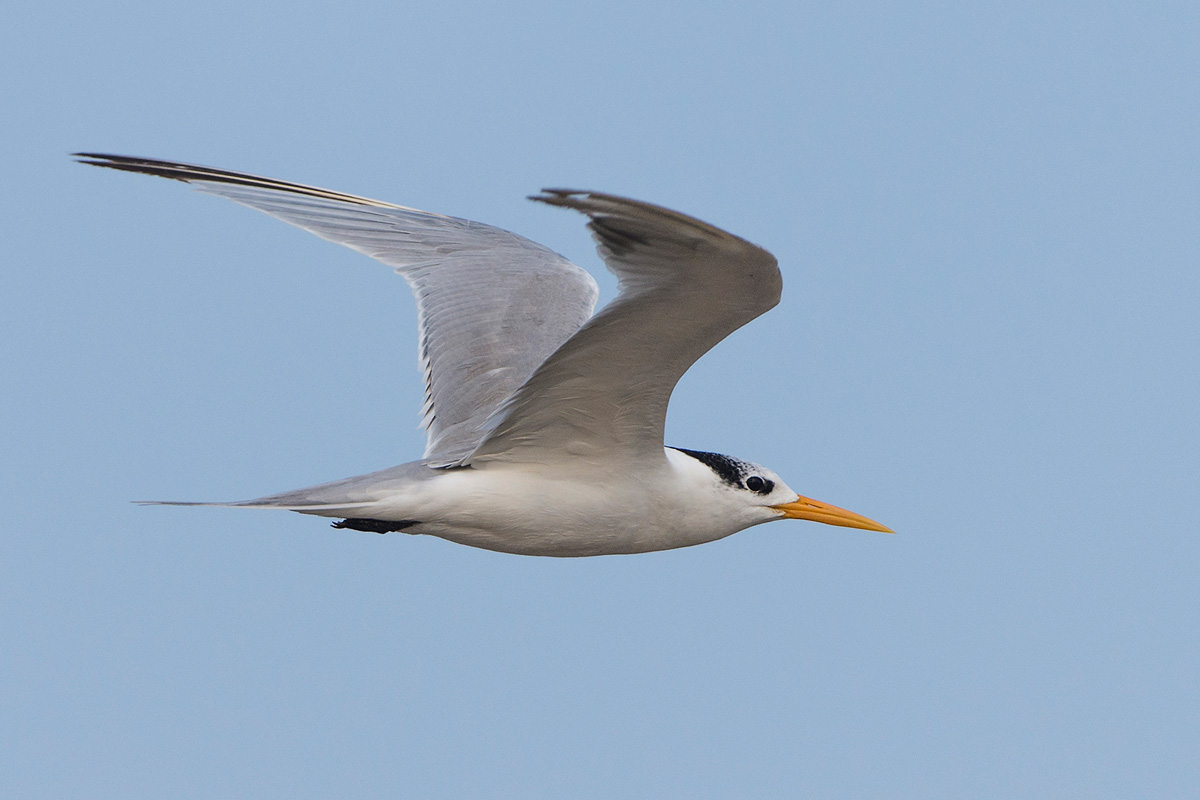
<box><xmin>77</xmin><ymin>154</ymin><xmax>599</xmax><ymax>464</ymax></box>
<box><xmin>467</xmin><ymin>190</ymin><xmax>781</xmax><ymax>469</ymax></box>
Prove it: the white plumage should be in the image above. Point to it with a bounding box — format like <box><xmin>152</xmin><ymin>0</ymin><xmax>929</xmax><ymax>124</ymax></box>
<box><xmin>78</xmin><ymin>153</ymin><xmax>891</xmax><ymax>556</ymax></box>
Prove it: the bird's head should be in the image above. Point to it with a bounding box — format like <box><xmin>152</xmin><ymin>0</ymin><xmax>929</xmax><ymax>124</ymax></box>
<box><xmin>668</xmin><ymin>447</ymin><xmax>893</xmax><ymax>533</ymax></box>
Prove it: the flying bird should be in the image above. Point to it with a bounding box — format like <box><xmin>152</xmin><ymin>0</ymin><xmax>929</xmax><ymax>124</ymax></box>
<box><xmin>77</xmin><ymin>153</ymin><xmax>891</xmax><ymax>556</ymax></box>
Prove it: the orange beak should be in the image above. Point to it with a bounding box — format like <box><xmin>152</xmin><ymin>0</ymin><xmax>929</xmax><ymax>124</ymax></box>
<box><xmin>771</xmin><ymin>495</ymin><xmax>894</xmax><ymax>533</ymax></box>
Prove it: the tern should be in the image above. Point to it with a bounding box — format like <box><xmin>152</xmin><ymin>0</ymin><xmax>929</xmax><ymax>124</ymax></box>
<box><xmin>78</xmin><ymin>153</ymin><xmax>892</xmax><ymax>556</ymax></box>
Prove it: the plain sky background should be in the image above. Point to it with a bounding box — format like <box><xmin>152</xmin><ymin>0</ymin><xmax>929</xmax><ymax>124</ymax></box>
<box><xmin>3</xmin><ymin>1</ymin><xmax>1198</xmax><ymax>797</ymax></box>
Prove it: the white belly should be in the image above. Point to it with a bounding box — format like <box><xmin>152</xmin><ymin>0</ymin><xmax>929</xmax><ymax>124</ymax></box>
<box><xmin>360</xmin><ymin>462</ymin><xmax>748</xmax><ymax>557</ymax></box>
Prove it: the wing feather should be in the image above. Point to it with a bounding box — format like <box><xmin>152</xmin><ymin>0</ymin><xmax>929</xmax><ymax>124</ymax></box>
<box><xmin>77</xmin><ymin>154</ymin><xmax>598</xmax><ymax>464</ymax></box>
<box><xmin>468</xmin><ymin>190</ymin><xmax>781</xmax><ymax>469</ymax></box>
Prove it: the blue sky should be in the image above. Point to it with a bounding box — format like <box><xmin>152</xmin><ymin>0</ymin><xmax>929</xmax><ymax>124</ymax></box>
<box><xmin>3</xmin><ymin>1</ymin><xmax>1198</xmax><ymax>797</ymax></box>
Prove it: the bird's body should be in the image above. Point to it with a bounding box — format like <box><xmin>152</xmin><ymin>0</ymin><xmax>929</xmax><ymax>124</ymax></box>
<box><xmin>78</xmin><ymin>153</ymin><xmax>891</xmax><ymax>556</ymax></box>
<box><xmin>222</xmin><ymin>448</ymin><xmax>791</xmax><ymax>557</ymax></box>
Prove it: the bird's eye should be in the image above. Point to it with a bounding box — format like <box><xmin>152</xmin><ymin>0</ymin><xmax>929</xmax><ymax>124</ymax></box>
<box><xmin>745</xmin><ymin>476</ymin><xmax>772</xmax><ymax>494</ymax></box>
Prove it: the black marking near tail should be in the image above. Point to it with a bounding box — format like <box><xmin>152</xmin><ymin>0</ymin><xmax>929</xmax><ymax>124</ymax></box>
<box><xmin>332</xmin><ymin>518</ymin><xmax>420</xmax><ymax>534</ymax></box>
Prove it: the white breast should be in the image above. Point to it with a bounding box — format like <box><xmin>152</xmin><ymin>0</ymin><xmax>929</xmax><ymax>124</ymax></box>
<box><xmin>358</xmin><ymin>448</ymin><xmax>776</xmax><ymax>557</ymax></box>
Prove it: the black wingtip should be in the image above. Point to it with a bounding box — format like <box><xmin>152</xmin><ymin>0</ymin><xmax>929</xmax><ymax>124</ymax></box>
<box><xmin>72</xmin><ymin>153</ymin><xmax>392</xmax><ymax>207</ymax></box>
<box><xmin>528</xmin><ymin>188</ymin><xmax>590</xmax><ymax>206</ymax></box>
<box><xmin>73</xmin><ymin>152</ymin><xmax>201</xmax><ymax>183</ymax></box>
<box><xmin>73</xmin><ymin>152</ymin><xmax>138</xmax><ymax>165</ymax></box>
<box><xmin>73</xmin><ymin>151</ymin><xmax>117</xmax><ymax>166</ymax></box>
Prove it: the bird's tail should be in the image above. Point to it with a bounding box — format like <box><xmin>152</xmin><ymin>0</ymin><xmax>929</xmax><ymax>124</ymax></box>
<box><xmin>131</xmin><ymin>463</ymin><xmax>425</xmax><ymax>518</ymax></box>
<box><xmin>132</xmin><ymin>499</ymin><xmax>378</xmax><ymax>517</ymax></box>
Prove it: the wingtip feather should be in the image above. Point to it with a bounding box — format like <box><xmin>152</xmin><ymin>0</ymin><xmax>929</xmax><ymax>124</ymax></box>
<box><xmin>528</xmin><ymin>188</ymin><xmax>591</xmax><ymax>207</ymax></box>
